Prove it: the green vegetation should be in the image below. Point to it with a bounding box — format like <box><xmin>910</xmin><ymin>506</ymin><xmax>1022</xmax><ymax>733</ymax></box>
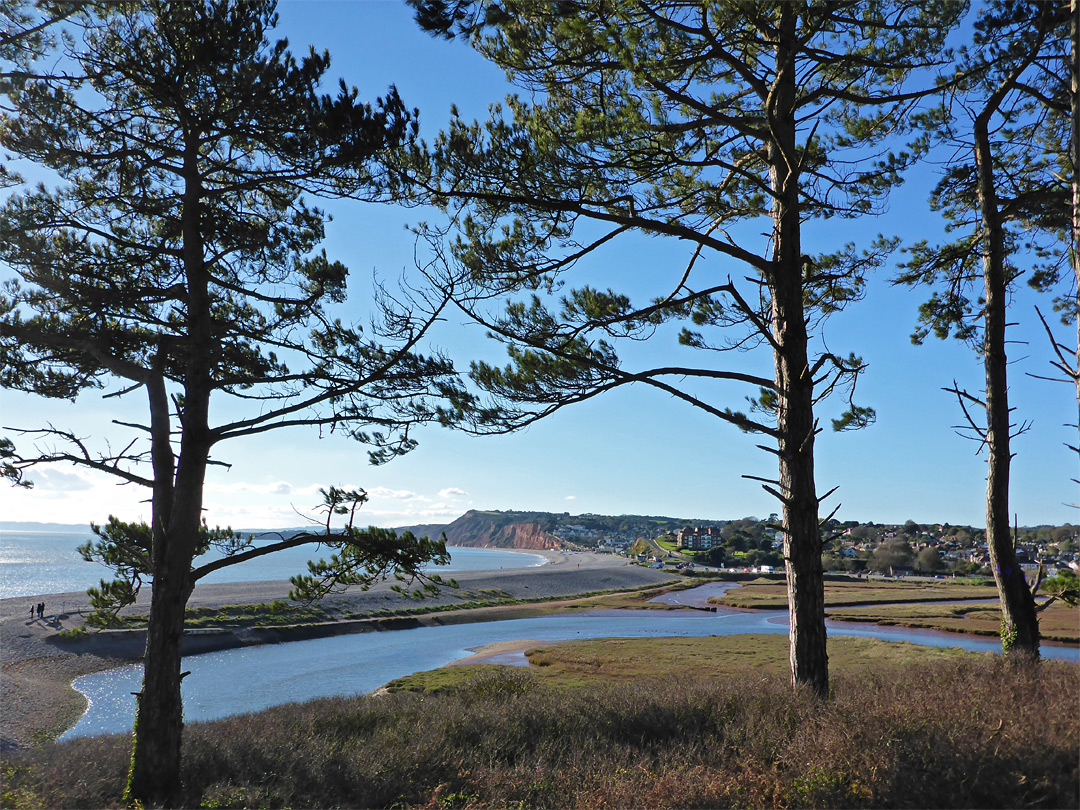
<box><xmin>75</xmin><ymin>583</ymin><xmax>686</xmax><ymax>634</ymax></box>
<box><xmin>363</xmin><ymin>582</ymin><xmax>683</xmax><ymax>617</ymax></box>
<box><xmin>3</xmin><ymin>645</ymin><xmax>1075</xmax><ymax>809</ymax></box>
<box><xmin>653</xmin><ymin>536</ymin><xmax>679</xmax><ymax>554</ymax></box>
<box><xmin>86</xmin><ymin>601</ymin><xmax>333</xmax><ymax>631</ymax></box>
<box><xmin>185</xmin><ymin>602</ymin><xmax>330</xmax><ymax>628</ymax></box>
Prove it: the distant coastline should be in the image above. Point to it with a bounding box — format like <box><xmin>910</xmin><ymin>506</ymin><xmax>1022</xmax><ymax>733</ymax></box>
<box><xmin>0</xmin><ymin>520</ymin><xmax>371</xmax><ymax>535</ymax></box>
<box><xmin>0</xmin><ymin>522</ymin><xmax>97</xmax><ymax>534</ymax></box>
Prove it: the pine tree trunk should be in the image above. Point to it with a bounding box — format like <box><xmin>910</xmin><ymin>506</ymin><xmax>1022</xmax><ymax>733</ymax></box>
<box><xmin>125</xmin><ymin>566</ymin><xmax>191</xmax><ymax>805</ymax></box>
<box><xmin>778</xmin><ymin>358</ymin><xmax>828</xmax><ymax>693</ymax></box>
<box><xmin>126</xmin><ymin>137</ymin><xmax>212</xmax><ymax>805</ymax></box>
<box><xmin>1072</xmin><ymin>0</ymin><xmax>1079</xmax><ymax>453</ymax></box>
<box><xmin>770</xmin><ymin>3</ymin><xmax>828</xmax><ymax>697</ymax></box>
<box><xmin>975</xmin><ymin>100</ymin><xmax>1040</xmax><ymax>658</ymax></box>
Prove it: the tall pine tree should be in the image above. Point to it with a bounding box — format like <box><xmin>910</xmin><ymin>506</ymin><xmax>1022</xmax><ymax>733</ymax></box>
<box><xmin>896</xmin><ymin>0</ymin><xmax>1072</xmax><ymax>657</ymax></box>
<box><xmin>0</xmin><ymin>1</ymin><xmax>460</xmax><ymax>801</ymax></box>
<box><xmin>407</xmin><ymin>0</ymin><xmax>963</xmax><ymax>695</ymax></box>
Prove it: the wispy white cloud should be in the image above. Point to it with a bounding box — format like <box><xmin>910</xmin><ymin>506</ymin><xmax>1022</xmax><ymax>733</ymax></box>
<box><xmin>31</xmin><ymin>469</ymin><xmax>95</xmax><ymax>492</ymax></box>
<box><xmin>366</xmin><ymin>486</ymin><xmax>426</xmax><ymax>501</ymax></box>
<box><xmin>439</xmin><ymin>487</ymin><xmax>468</xmax><ymax>499</ymax></box>
<box><xmin>565</xmin><ymin>495</ymin><xmax>577</xmax><ymax>501</ymax></box>
<box><xmin>204</xmin><ymin>480</ymin><xmax>325</xmax><ymax>498</ymax></box>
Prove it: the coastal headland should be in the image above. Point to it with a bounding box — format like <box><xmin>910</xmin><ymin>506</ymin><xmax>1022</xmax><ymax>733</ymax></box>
<box><xmin>0</xmin><ymin>550</ymin><xmax>673</xmax><ymax>749</ymax></box>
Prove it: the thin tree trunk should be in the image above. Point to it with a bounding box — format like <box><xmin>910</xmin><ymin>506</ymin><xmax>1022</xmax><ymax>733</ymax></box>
<box><xmin>1072</xmin><ymin>0</ymin><xmax>1079</xmax><ymax>455</ymax></box>
<box><xmin>770</xmin><ymin>3</ymin><xmax>828</xmax><ymax>697</ymax></box>
<box><xmin>975</xmin><ymin>106</ymin><xmax>1040</xmax><ymax>657</ymax></box>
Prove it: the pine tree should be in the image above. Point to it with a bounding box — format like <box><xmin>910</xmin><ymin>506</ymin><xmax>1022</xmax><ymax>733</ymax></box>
<box><xmin>407</xmin><ymin>0</ymin><xmax>963</xmax><ymax>695</ymax></box>
<box><xmin>0</xmin><ymin>1</ymin><xmax>460</xmax><ymax>801</ymax></box>
<box><xmin>896</xmin><ymin>0</ymin><xmax>1072</xmax><ymax>657</ymax></box>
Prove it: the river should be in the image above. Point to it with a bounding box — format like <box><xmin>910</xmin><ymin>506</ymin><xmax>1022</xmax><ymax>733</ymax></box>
<box><xmin>61</xmin><ymin>591</ymin><xmax>1079</xmax><ymax>741</ymax></box>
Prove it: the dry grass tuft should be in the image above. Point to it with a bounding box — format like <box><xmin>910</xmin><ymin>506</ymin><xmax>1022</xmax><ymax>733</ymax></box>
<box><xmin>2</xmin><ymin>655</ymin><xmax>1076</xmax><ymax>809</ymax></box>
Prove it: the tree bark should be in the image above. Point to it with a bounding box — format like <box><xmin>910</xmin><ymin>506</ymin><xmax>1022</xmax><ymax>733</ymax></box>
<box><xmin>124</xmin><ymin>561</ymin><xmax>192</xmax><ymax>805</ymax></box>
<box><xmin>975</xmin><ymin>103</ymin><xmax>1040</xmax><ymax>657</ymax></box>
<box><xmin>1072</xmin><ymin>0</ymin><xmax>1079</xmax><ymax>453</ymax></box>
<box><xmin>770</xmin><ymin>3</ymin><xmax>828</xmax><ymax>697</ymax></box>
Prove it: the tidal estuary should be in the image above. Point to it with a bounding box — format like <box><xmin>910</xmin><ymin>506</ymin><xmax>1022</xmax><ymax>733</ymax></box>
<box><xmin>62</xmin><ymin>597</ymin><xmax>1079</xmax><ymax>740</ymax></box>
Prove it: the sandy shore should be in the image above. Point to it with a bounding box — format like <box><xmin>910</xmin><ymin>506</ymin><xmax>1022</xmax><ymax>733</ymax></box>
<box><xmin>0</xmin><ymin>549</ymin><xmax>673</xmax><ymax>750</ymax></box>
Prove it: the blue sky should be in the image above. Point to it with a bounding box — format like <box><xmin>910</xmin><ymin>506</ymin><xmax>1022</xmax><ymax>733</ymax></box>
<box><xmin>1</xmin><ymin>0</ymin><xmax>1076</xmax><ymax>531</ymax></box>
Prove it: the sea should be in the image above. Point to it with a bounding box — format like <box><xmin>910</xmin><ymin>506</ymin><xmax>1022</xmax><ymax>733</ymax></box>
<box><xmin>0</xmin><ymin>528</ymin><xmax>546</xmax><ymax>600</ymax></box>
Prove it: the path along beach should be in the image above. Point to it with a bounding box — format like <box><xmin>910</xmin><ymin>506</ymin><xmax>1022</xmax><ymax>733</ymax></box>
<box><xmin>0</xmin><ymin>550</ymin><xmax>673</xmax><ymax>750</ymax></box>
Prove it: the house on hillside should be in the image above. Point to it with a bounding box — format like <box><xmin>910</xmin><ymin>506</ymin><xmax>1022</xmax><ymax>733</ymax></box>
<box><xmin>676</xmin><ymin>526</ymin><xmax>722</xmax><ymax>551</ymax></box>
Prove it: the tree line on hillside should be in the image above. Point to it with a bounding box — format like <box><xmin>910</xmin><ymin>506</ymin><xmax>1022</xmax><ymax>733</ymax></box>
<box><xmin>821</xmin><ymin>520</ymin><xmax>1080</xmax><ymax>579</ymax></box>
<box><xmin>660</xmin><ymin>515</ymin><xmax>1080</xmax><ymax>579</ymax></box>
<box><xmin>0</xmin><ymin>1</ymin><xmax>1074</xmax><ymax>804</ymax></box>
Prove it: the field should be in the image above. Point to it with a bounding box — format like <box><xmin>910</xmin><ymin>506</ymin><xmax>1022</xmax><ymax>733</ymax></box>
<box><xmin>827</xmin><ymin>600</ymin><xmax>1080</xmax><ymax>644</ymax></box>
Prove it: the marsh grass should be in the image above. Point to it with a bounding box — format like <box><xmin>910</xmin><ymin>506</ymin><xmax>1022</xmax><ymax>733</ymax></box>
<box><xmin>712</xmin><ymin>577</ymin><xmax>1080</xmax><ymax>644</ymax></box>
<box><xmin>185</xmin><ymin>601</ymin><xmax>331</xmax><ymax>628</ymax></box>
<box><xmin>828</xmin><ymin>600</ymin><xmax>1080</xmax><ymax>644</ymax></box>
<box><xmin>96</xmin><ymin>582</ymin><xmax>685</xmax><ymax>633</ymax></box>
<box><xmin>3</xmin><ymin>643</ymin><xmax>1076</xmax><ymax>809</ymax></box>
<box><xmin>106</xmin><ymin>601</ymin><xmax>333</xmax><ymax>630</ymax></box>
<box><xmin>713</xmin><ymin>577</ymin><xmax>1000</xmax><ymax>610</ymax></box>
<box><xmin>382</xmin><ymin>636</ymin><xmax>975</xmax><ymax>693</ymax></box>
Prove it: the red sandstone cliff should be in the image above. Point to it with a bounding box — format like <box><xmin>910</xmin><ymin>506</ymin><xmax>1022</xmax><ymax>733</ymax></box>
<box><xmin>490</xmin><ymin>522</ymin><xmax>562</xmax><ymax>550</ymax></box>
<box><xmin>439</xmin><ymin>511</ymin><xmax>562</xmax><ymax>550</ymax></box>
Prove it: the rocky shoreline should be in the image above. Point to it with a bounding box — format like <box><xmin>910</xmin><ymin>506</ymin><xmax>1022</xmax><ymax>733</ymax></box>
<box><xmin>1</xmin><ymin>550</ymin><xmax>674</xmax><ymax>750</ymax></box>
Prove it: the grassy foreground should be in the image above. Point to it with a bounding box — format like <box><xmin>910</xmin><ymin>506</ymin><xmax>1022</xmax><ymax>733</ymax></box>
<box><xmin>2</xmin><ymin>636</ymin><xmax>1077</xmax><ymax>809</ymax></box>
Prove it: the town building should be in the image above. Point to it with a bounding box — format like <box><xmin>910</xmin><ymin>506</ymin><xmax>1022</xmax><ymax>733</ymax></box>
<box><xmin>676</xmin><ymin>526</ymin><xmax>722</xmax><ymax>551</ymax></box>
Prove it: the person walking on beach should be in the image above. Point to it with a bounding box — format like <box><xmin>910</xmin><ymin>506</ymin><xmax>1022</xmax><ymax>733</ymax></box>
<box><xmin>29</xmin><ymin>605</ymin><xmax>34</xmax><ymax>620</ymax></box>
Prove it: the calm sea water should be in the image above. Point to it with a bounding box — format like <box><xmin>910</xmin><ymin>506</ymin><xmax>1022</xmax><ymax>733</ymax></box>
<box><xmin>0</xmin><ymin>530</ymin><xmax>545</xmax><ymax>599</ymax></box>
